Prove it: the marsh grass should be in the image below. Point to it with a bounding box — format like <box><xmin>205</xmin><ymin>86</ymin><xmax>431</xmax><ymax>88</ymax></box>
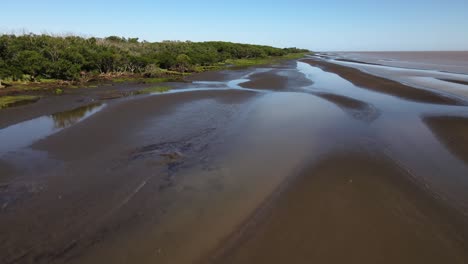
<box><xmin>112</xmin><ymin>76</ymin><xmax>181</xmax><ymax>84</ymax></box>
<box><xmin>226</xmin><ymin>53</ymin><xmax>309</xmax><ymax>67</ymax></box>
<box><xmin>54</xmin><ymin>88</ymin><xmax>64</xmax><ymax>95</ymax></box>
<box><xmin>143</xmin><ymin>78</ymin><xmax>172</xmax><ymax>83</ymax></box>
<box><xmin>39</xmin><ymin>78</ymin><xmax>60</xmax><ymax>83</ymax></box>
<box><xmin>0</xmin><ymin>95</ymin><xmax>40</xmax><ymax>109</ymax></box>
<box><xmin>133</xmin><ymin>86</ymin><xmax>171</xmax><ymax>95</ymax></box>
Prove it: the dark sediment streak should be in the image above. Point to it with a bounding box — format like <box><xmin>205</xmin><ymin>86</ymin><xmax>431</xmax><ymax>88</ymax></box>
<box><xmin>313</xmin><ymin>92</ymin><xmax>380</xmax><ymax>122</ymax></box>
<box><xmin>437</xmin><ymin>78</ymin><xmax>468</xmax><ymax>86</ymax></box>
<box><xmin>0</xmin><ymin>160</ymin><xmax>14</xmax><ymax>183</ymax></box>
<box><xmin>335</xmin><ymin>58</ymin><xmax>383</xmax><ymax>66</ymax></box>
<box><xmin>423</xmin><ymin>115</ymin><xmax>468</xmax><ymax>164</ymax></box>
<box><xmin>301</xmin><ymin>59</ymin><xmax>465</xmax><ymax>106</ymax></box>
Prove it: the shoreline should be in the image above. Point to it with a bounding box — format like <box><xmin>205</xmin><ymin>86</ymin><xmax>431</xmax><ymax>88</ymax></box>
<box><xmin>0</xmin><ymin>55</ymin><xmax>307</xmax><ymax>128</ymax></box>
<box><xmin>301</xmin><ymin>58</ymin><xmax>466</xmax><ymax>105</ymax></box>
<box><xmin>0</xmin><ymin>53</ymin><xmax>308</xmax><ymax>109</ymax></box>
<box><xmin>2</xmin><ymin>54</ymin><xmax>468</xmax><ymax>263</ymax></box>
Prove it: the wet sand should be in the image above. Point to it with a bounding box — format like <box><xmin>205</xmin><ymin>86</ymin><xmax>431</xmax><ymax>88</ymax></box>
<box><xmin>1</xmin><ymin>89</ymin><xmax>260</xmax><ymax>263</ymax></box>
<box><xmin>239</xmin><ymin>61</ymin><xmax>313</xmax><ymax>90</ymax></box>
<box><xmin>1</xmin><ymin>56</ymin><xmax>468</xmax><ymax>264</ymax></box>
<box><xmin>423</xmin><ymin>115</ymin><xmax>468</xmax><ymax>164</ymax></box>
<box><xmin>302</xmin><ymin>58</ymin><xmax>465</xmax><ymax>105</ymax></box>
<box><xmin>0</xmin><ymin>81</ymin><xmax>165</xmax><ymax>129</ymax></box>
<box><xmin>327</xmin><ymin>51</ymin><xmax>468</xmax><ymax>74</ymax></box>
<box><xmin>437</xmin><ymin>78</ymin><xmax>468</xmax><ymax>86</ymax></box>
<box><xmin>215</xmin><ymin>152</ymin><xmax>468</xmax><ymax>264</ymax></box>
<box><xmin>312</xmin><ymin>92</ymin><xmax>380</xmax><ymax>122</ymax></box>
<box><xmin>239</xmin><ymin>71</ymin><xmax>288</xmax><ymax>90</ymax></box>
<box><xmin>32</xmin><ymin>90</ymin><xmax>254</xmax><ymax>161</ymax></box>
<box><xmin>313</xmin><ymin>52</ymin><xmax>468</xmax><ymax>102</ymax></box>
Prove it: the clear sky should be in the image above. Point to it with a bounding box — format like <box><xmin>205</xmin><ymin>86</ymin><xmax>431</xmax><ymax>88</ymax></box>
<box><xmin>1</xmin><ymin>0</ymin><xmax>467</xmax><ymax>51</ymax></box>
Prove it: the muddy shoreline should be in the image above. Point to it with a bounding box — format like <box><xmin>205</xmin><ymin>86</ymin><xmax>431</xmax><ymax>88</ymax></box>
<box><xmin>301</xmin><ymin>58</ymin><xmax>465</xmax><ymax>105</ymax></box>
<box><xmin>2</xmin><ymin>57</ymin><xmax>468</xmax><ymax>264</ymax></box>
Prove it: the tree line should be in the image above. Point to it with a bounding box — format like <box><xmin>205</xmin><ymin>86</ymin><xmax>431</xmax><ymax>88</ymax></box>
<box><xmin>0</xmin><ymin>34</ymin><xmax>309</xmax><ymax>82</ymax></box>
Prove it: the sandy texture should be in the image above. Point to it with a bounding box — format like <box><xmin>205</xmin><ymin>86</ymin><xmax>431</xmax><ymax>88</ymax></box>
<box><xmin>2</xmin><ymin>57</ymin><xmax>468</xmax><ymax>264</ymax></box>
<box><xmin>239</xmin><ymin>71</ymin><xmax>289</xmax><ymax>90</ymax></box>
<box><xmin>302</xmin><ymin>58</ymin><xmax>465</xmax><ymax>105</ymax></box>
<box><xmin>216</xmin><ymin>152</ymin><xmax>468</xmax><ymax>264</ymax></box>
<box><xmin>424</xmin><ymin>115</ymin><xmax>468</xmax><ymax>164</ymax></box>
<box><xmin>437</xmin><ymin>78</ymin><xmax>468</xmax><ymax>86</ymax></box>
<box><xmin>313</xmin><ymin>92</ymin><xmax>380</xmax><ymax>122</ymax></box>
<box><xmin>330</xmin><ymin>51</ymin><xmax>468</xmax><ymax>74</ymax></box>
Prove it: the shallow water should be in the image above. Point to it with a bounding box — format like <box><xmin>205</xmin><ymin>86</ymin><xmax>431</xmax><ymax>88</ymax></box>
<box><xmin>327</xmin><ymin>51</ymin><xmax>468</xmax><ymax>74</ymax></box>
<box><xmin>298</xmin><ymin>61</ymin><xmax>465</xmax><ymax>113</ymax></box>
<box><xmin>298</xmin><ymin>61</ymin><xmax>468</xmax><ymax>213</ymax></box>
<box><xmin>0</xmin><ymin>103</ymin><xmax>105</xmax><ymax>157</ymax></box>
<box><xmin>315</xmin><ymin>53</ymin><xmax>468</xmax><ymax>101</ymax></box>
<box><xmin>2</xmin><ymin>59</ymin><xmax>468</xmax><ymax>264</ymax></box>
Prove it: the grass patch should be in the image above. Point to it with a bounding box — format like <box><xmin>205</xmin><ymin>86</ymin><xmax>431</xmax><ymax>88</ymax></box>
<box><xmin>194</xmin><ymin>64</ymin><xmax>227</xmax><ymax>72</ymax></box>
<box><xmin>111</xmin><ymin>77</ymin><xmax>136</xmax><ymax>83</ymax></box>
<box><xmin>191</xmin><ymin>53</ymin><xmax>309</xmax><ymax>73</ymax></box>
<box><xmin>280</xmin><ymin>52</ymin><xmax>311</xmax><ymax>60</ymax></box>
<box><xmin>14</xmin><ymin>85</ymin><xmax>44</xmax><ymax>92</ymax></box>
<box><xmin>0</xmin><ymin>95</ymin><xmax>40</xmax><ymax>109</ymax></box>
<box><xmin>142</xmin><ymin>77</ymin><xmax>171</xmax><ymax>83</ymax></box>
<box><xmin>159</xmin><ymin>69</ymin><xmax>189</xmax><ymax>76</ymax></box>
<box><xmin>134</xmin><ymin>86</ymin><xmax>171</xmax><ymax>95</ymax></box>
<box><xmin>54</xmin><ymin>88</ymin><xmax>64</xmax><ymax>95</ymax></box>
<box><xmin>111</xmin><ymin>76</ymin><xmax>179</xmax><ymax>84</ymax></box>
<box><xmin>39</xmin><ymin>78</ymin><xmax>60</xmax><ymax>83</ymax></box>
<box><xmin>225</xmin><ymin>58</ymin><xmax>273</xmax><ymax>67</ymax></box>
<box><xmin>226</xmin><ymin>52</ymin><xmax>310</xmax><ymax>67</ymax></box>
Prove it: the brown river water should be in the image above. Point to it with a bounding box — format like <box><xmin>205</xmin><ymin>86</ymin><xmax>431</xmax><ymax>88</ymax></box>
<box><xmin>1</xmin><ymin>56</ymin><xmax>468</xmax><ymax>264</ymax></box>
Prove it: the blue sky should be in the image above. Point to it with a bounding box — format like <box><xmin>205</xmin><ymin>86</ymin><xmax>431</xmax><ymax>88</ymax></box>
<box><xmin>1</xmin><ymin>0</ymin><xmax>467</xmax><ymax>51</ymax></box>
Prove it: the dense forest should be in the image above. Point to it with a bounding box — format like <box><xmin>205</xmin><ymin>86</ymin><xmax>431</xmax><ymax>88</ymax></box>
<box><xmin>0</xmin><ymin>34</ymin><xmax>308</xmax><ymax>83</ymax></box>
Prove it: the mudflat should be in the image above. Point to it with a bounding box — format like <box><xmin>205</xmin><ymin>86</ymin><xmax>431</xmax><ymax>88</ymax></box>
<box><xmin>302</xmin><ymin>58</ymin><xmax>465</xmax><ymax>105</ymax></box>
<box><xmin>423</xmin><ymin>115</ymin><xmax>468</xmax><ymax>164</ymax></box>
<box><xmin>215</xmin><ymin>152</ymin><xmax>468</xmax><ymax>264</ymax></box>
<box><xmin>2</xmin><ymin>55</ymin><xmax>468</xmax><ymax>264</ymax></box>
<box><xmin>313</xmin><ymin>52</ymin><xmax>468</xmax><ymax>102</ymax></box>
<box><xmin>329</xmin><ymin>51</ymin><xmax>468</xmax><ymax>74</ymax></box>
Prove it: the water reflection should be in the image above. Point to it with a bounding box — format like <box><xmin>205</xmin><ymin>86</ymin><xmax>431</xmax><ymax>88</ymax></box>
<box><xmin>0</xmin><ymin>103</ymin><xmax>105</xmax><ymax>157</ymax></box>
<box><xmin>51</xmin><ymin>103</ymin><xmax>103</xmax><ymax>129</ymax></box>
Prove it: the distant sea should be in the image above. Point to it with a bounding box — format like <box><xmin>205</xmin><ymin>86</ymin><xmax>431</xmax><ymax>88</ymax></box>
<box><xmin>330</xmin><ymin>51</ymin><xmax>468</xmax><ymax>75</ymax></box>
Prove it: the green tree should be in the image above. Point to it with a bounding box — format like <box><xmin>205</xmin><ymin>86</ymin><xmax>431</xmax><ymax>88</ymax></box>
<box><xmin>0</xmin><ymin>33</ymin><xmax>309</xmax><ymax>82</ymax></box>
<box><xmin>175</xmin><ymin>54</ymin><xmax>192</xmax><ymax>72</ymax></box>
<box><xmin>47</xmin><ymin>59</ymin><xmax>81</xmax><ymax>80</ymax></box>
<box><xmin>13</xmin><ymin>50</ymin><xmax>47</xmax><ymax>81</ymax></box>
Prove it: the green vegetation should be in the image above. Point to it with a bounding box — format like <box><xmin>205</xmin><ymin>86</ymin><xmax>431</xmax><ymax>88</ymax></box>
<box><xmin>0</xmin><ymin>95</ymin><xmax>40</xmax><ymax>109</ymax></box>
<box><xmin>226</xmin><ymin>52</ymin><xmax>308</xmax><ymax>67</ymax></box>
<box><xmin>0</xmin><ymin>34</ymin><xmax>309</xmax><ymax>109</ymax></box>
<box><xmin>134</xmin><ymin>86</ymin><xmax>171</xmax><ymax>95</ymax></box>
<box><xmin>54</xmin><ymin>88</ymin><xmax>64</xmax><ymax>95</ymax></box>
<box><xmin>143</xmin><ymin>78</ymin><xmax>173</xmax><ymax>83</ymax></box>
<box><xmin>0</xmin><ymin>34</ymin><xmax>309</xmax><ymax>83</ymax></box>
<box><xmin>112</xmin><ymin>77</ymin><xmax>174</xmax><ymax>84</ymax></box>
